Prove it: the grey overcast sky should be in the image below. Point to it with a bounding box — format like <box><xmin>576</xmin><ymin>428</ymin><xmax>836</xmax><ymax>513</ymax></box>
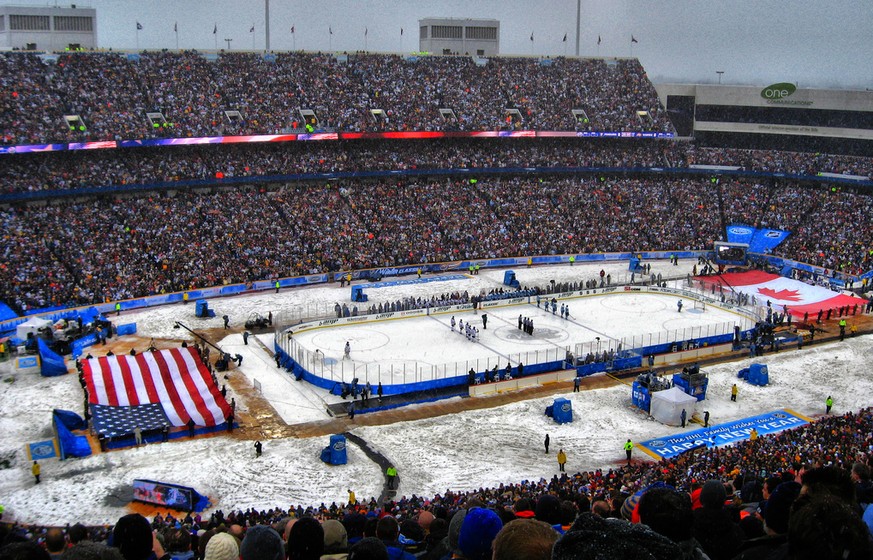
<box><xmin>16</xmin><ymin>0</ymin><xmax>873</xmax><ymax>89</ymax></box>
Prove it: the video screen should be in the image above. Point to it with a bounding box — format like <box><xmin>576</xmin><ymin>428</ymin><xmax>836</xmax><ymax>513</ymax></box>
<box><xmin>132</xmin><ymin>480</ymin><xmax>193</xmax><ymax>511</ymax></box>
<box><xmin>714</xmin><ymin>243</ymin><xmax>748</xmax><ymax>265</ymax></box>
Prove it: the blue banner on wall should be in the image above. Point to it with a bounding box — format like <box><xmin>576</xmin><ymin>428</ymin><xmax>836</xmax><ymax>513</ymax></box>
<box><xmin>725</xmin><ymin>224</ymin><xmax>755</xmax><ymax>245</ymax></box>
<box><xmin>638</xmin><ymin>409</ymin><xmax>809</xmax><ymax>459</ymax></box>
<box><xmin>71</xmin><ymin>333</ymin><xmax>98</xmax><ymax>358</ymax></box>
<box><xmin>749</xmin><ymin>228</ymin><xmax>791</xmax><ymax>254</ymax></box>
<box><xmin>28</xmin><ymin>439</ymin><xmax>58</xmax><ymax>461</ymax></box>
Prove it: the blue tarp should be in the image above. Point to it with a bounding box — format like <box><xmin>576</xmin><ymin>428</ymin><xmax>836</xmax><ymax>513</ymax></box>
<box><xmin>38</xmin><ymin>338</ymin><xmax>68</xmax><ymax>377</ymax></box>
<box><xmin>54</xmin><ymin>409</ymin><xmax>87</xmax><ymax>430</ymax></box>
<box><xmin>0</xmin><ymin>301</ymin><xmax>17</xmax><ymax>322</ymax></box>
<box><xmin>53</xmin><ymin>410</ymin><xmax>92</xmax><ymax>460</ymax></box>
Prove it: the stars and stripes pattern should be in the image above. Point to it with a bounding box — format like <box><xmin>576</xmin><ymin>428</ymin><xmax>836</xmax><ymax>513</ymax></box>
<box><xmin>91</xmin><ymin>403</ymin><xmax>168</xmax><ymax>439</ymax></box>
<box><xmin>83</xmin><ymin>347</ymin><xmax>230</xmax><ymax>428</ymax></box>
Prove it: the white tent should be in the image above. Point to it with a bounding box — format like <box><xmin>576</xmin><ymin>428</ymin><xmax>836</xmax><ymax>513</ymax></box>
<box><xmin>650</xmin><ymin>387</ymin><xmax>698</xmax><ymax>426</ymax></box>
<box><xmin>15</xmin><ymin>317</ymin><xmax>52</xmax><ymax>340</ymax></box>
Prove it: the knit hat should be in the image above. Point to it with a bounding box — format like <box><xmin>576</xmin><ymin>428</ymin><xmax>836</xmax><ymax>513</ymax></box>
<box><xmin>203</xmin><ymin>533</ymin><xmax>239</xmax><ymax>560</ymax></box>
<box><xmin>347</xmin><ymin>537</ymin><xmax>388</xmax><ymax>560</ymax></box>
<box><xmin>553</xmin><ymin>513</ymin><xmax>681</xmax><ymax>560</ymax></box>
<box><xmin>322</xmin><ymin>519</ymin><xmax>348</xmax><ymax>553</ymax></box>
<box><xmin>535</xmin><ymin>494</ymin><xmax>562</xmax><ymax>526</ymax></box>
<box><xmin>287</xmin><ymin>517</ymin><xmax>324</xmax><ymax>560</ymax></box>
<box><xmin>447</xmin><ymin>508</ymin><xmax>467</xmax><ymax>551</ymax></box>
<box><xmin>764</xmin><ymin>481</ymin><xmax>801</xmax><ymax>534</ymax></box>
<box><xmin>343</xmin><ymin>512</ymin><xmax>367</xmax><ymax>540</ymax></box>
<box><xmin>457</xmin><ymin>508</ymin><xmax>503</xmax><ymax>560</ymax></box>
<box><xmin>240</xmin><ymin>525</ymin><xmax>284</xmax><ymax>560</ymax></box>
<box><xmin>112</xmin><ymin>513</ymin><xmax>154</xmax><ymax>560</ymax></box>
<box><xmin>699</xmin><ymin>480</ymin><xmax>727</xmax><ymax>509</ymax></box>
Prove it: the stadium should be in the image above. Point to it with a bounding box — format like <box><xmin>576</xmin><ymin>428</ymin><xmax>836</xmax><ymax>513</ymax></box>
<box><xmin>1</xmin><ymin>2</ymin><xmax>872</xmax><ymax>559</ymax></box>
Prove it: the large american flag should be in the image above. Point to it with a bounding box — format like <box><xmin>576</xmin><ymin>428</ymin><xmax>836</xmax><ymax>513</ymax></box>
<box><xmin>83</xmin><ymin>347</ymin><xmax>230</xmax><ymax>427</ymax></box>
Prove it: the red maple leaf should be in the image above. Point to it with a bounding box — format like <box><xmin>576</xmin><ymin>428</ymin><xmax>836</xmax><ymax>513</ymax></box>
<box><xmin>757</xmin><ymin>287</ymin><xmax>802</xmax><ymax>302</ymax></box>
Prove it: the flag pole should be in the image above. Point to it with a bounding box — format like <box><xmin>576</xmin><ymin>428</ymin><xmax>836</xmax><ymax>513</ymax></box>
<box><xmin>575</xmin><ymin>0</ymin><xmax>580</xmax><ymax>57</ymax></box>
<box><xmin>175</xmin><ymin>26</ymin><xmax>179</xmax><ymax>50</ymax></box>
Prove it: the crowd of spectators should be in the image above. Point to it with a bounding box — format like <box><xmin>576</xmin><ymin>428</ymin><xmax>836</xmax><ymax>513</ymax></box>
<box><xmin>2</xmin><ymin>407</ymin><xmax>872</xmax><ymax>559</ymax></box>
<box><xmin>3</xmin><ymin>138</ymin><xmax>873</xmax><ymax>198</ymax></box>
<box><xmin>1</xmin><ymin>51</ymin><xmax>672</xmax><ymax>145</ymax></box>
<box><xmin>1</xmin><ymin>174</ymin><xmax>871</xmax><ymax>314</ymax></box>
<box><xmin>3</xmin><ymin>49</ymin><xmax>873</xmax><ymax>315</ymax></box>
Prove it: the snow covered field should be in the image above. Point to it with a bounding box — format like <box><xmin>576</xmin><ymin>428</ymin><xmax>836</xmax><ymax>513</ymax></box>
<box><xmin>0</xmin><ymin>260</ymin><xmax>870</xmax><ymax>526</ymax></box>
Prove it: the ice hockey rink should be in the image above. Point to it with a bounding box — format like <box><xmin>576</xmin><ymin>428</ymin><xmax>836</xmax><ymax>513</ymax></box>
<box><xmin>285</xmin><ymin>290</ymin><xmax>755</xmax><ymax>386</ymax></box>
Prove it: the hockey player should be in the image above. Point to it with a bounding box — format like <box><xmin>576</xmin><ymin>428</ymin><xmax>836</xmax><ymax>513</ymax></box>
<box><xmin>677</xmin><ymin>300</ymin><xmax>683</xmax><ymax>313</ymax></box>
<box><xmin>450</xmin><ymin>316</ymin><xmax>456</xmax><ymax>331</ymax></box>
<box><xmin>344</xmin><ymin>341</ymin><xmax>351</xmax><ymax>359</ymax></box>
<box><xmin>458</xmin><ymin>319</ymin><xmax>464</xmax><ymax>333</ymax></box>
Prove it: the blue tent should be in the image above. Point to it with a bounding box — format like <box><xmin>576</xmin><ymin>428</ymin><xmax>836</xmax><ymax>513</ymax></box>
<box><xmin>38</xmin><ymin>338</ymin><xmax>67</xmax><ymax>377</ymax></box>
<box><xmin>53</xmin><ymin>410</ymin><xmax>92</xmax><ymax>460</ymax></box>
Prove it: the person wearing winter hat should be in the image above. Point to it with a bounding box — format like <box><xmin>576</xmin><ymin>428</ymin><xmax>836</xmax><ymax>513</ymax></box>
<box><xmin>342</xmin><ymin>513</ymin><xmax>367</xmax><ymax>546</ymax></box>
<box><xmin>457</xmin><ymin>507</ymin><xmax>503</xmax><ymax>560</ymax></box>
<box><xmin>787</xmin><ymin>493</ymin><xmax>873</xmax><ymax>560</ymax></box>
<box><xmin>733</xmin><ymin>481</ymin><xmax>802</xmax><ymax>560</ymax></box>
<box><xmin>321</xmin><ymin>519</ymin><xmax>348</xmax><ymax>559</ymax></box>
<box><xmin>240</xmin><ymin>525</ymin><xmax>284</xmax><ymax>560</ymax></box>
<box><xmin>347</xmin><ymin>538</ymin><xmax>388</xmax><ymax>560</ymax></box>
<box><xmin>534</xmin><ymin>494</ymin><xmax>562</xmax><ymax>527</ymax></box>
<box><xmin>202</xmin><ymin>533</ymin><xmax>238</xmax><ymax>560</ymax></box>
<box><xmin>551</xmin><ymin>512</ymin><xmax>680</xmax><ymax>560</ymax></box>
<box><xmin>692</xmin><ymin>480</ymin><xmax>744</xmax><ymax>560</ymax></box>
<box><xmin>426</xmin><ymin>507</ymin><xmax>466</xmax><ymax>560</ymax></box>
<box><xmin>491</xmin><ymin>518</ymin><xmax>556</xmax><ymax>560</ymax></box>
<box><xmin>288</xmin><ymin>518</ymin><xmax>324</xmax><ymax>560</ymax></box>
<box><xmin>111</xmin><ymin>514</ymin><xmax>157</xmax><ymax>560</ymax></box>
<box><xmin>637</xmin><ymin>486</ymin><xmax>709</xmax><ymax>560</ymax></box>
<box><xmin>512</xmin><ymin>498</ymin><xmax>536</xmax><ymax>519</ymax></box>
<box><xmin>374</xmin><ymin>516</ymin><xmax>413</xmax><ymax>560</ymax></box>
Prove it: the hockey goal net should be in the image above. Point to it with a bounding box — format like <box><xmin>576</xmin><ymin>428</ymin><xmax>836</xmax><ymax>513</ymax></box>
<box><xmin>692</xmin><ymin>300</ymin><xmax>706</xmax><ymax>312</ymax></box>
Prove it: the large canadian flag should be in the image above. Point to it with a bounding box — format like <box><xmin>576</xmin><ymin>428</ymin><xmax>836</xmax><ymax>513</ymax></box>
<box><xmin>695</xmin><ymin>270</ymin><xmax>866</xmax><ymax>318</ymax></box>
<box><xmin>83</xmin><ymin>347</ymin><xmax>230</xmax><ymax>427</ymax></box>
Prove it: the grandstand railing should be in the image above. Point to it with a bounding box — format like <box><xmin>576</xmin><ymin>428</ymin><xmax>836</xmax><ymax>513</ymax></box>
<box><xmin>2</xmin><ymin>164</ymin><xmax>870</xmax><ymax>206</ymax></box>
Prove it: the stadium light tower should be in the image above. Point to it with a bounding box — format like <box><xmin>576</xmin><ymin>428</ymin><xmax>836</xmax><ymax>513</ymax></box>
<box><xmin>224</xmin><ymin>38</ymin><xmax>233</xmax><ymax>50</ymax></box>
<box><xmin>716</xmin><ymin>71</ymin><xmax>724</xmax><ymax>84</ymax></box>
